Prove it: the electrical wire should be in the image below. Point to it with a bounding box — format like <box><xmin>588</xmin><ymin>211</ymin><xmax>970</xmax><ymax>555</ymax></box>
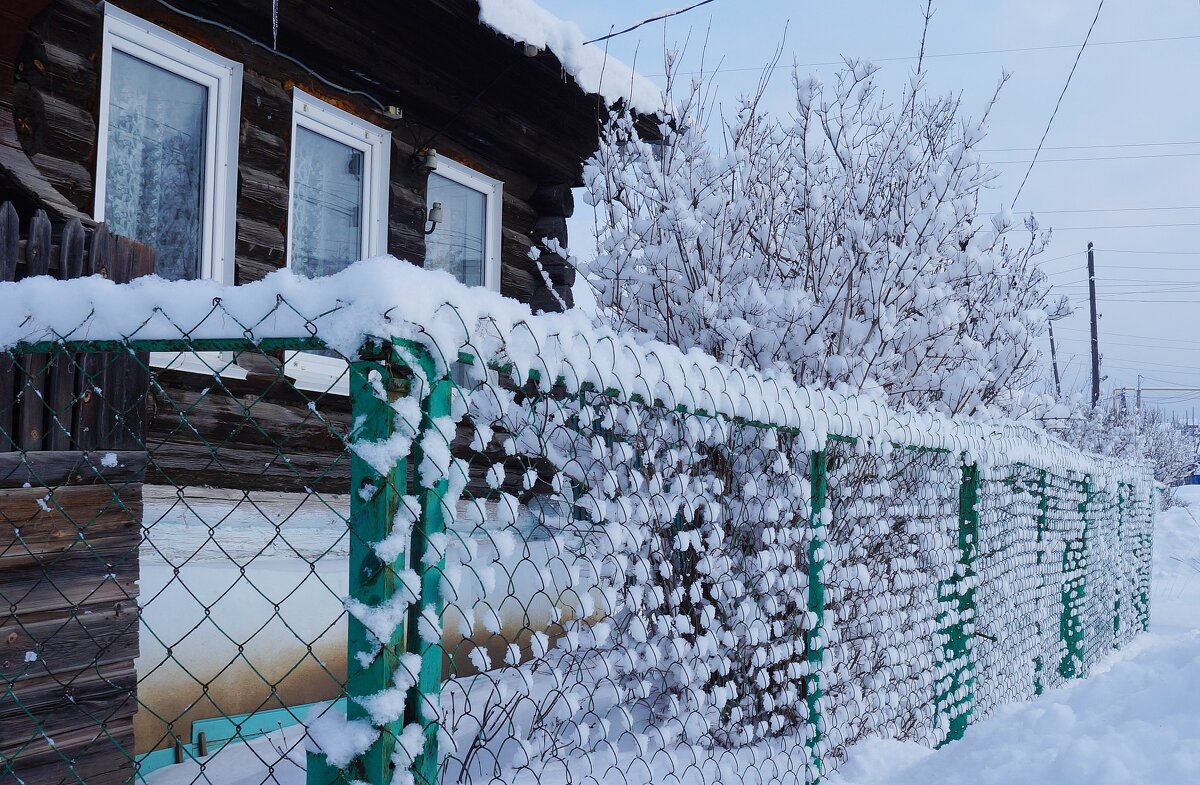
<box><xmin>584</xmin><ymin>1</ymin><xmax>718</xmax><ymax>45</ymax></box>
<box><xmin>146</xmin><ymin>0</ymin><xmax>388</xmax><ymax>111</ymax></box>
<box><xmin>1010</xmin><ymin>0</ymin><xmax>1106</xmax><ymax>207</ymax></box>
<box><xmin>1057</xmin><ymin>325</ymin><xmax>1200</xmax><ymax>346</ymax></box>
<box><xmin>983</xmin><ymin>139</ymin><xmax>1200</xmax><ymax>152</ymax></box>
<box><xmin>653</xmin><ymin>33</ymin><xmax>1200</xmax><ymax>77</ymax></box>
<box><xmin>995</xmin><ymin>151</ymin><xmax>1200</xmax><ymax>164</ymax></box>
<box><xmin>1046</xmin><ymin>222</ymin><xmax>1200</xmax><ymax>230</ymax></box>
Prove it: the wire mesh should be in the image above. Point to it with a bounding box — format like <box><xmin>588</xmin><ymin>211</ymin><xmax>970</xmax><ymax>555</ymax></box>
<box><xmin>1</xmin><ymin>339</ymin><xmax>355</xmax><ymax>785</ymax></box>
<box><xmin>0</xmin><ymin>314</ymin><xmax>1158</xmax><ymax>785</ymax></box>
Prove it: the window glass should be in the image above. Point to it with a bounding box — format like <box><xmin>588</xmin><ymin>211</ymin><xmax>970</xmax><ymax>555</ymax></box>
<box><xmin>103</xmin><ymin>50</ymin><xmax>207</xmax><ymax>281</ymax></box>
<box><xmin>426</xmin><ymin>173</ymin><xmax>487</xmax><ymax>286</ymax></box>
<box><xmin>290</xmin><ymin>127</ymin><xmax>367</xmax><ymax>278</ymax></box>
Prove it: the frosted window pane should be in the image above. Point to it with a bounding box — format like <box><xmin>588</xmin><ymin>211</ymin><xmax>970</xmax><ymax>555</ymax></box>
<box><xmin>426</xmin><ymin>173</ymin><xmax>487</xmax><ymax>287</ymax></box>
<box><xmin>291</xmin><ymin>127</ymin><xmax>366</xmax><ymax>278</ymax></box>
<box><xmin>104</xmin><ymin>51</ymin><xmax>207</xmax><ymax>281</ymax></box>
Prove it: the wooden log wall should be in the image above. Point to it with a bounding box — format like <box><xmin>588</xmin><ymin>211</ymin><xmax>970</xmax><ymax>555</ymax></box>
<box><xmin>0</xmin><ymin>450</ymin><xmax>146</xmax><ymax>785</ymax></box>
<box><xmin>0</xmin><ymin>200</ymin><xmax>156</xmax><ymax>454</ymax></box>
<box><xmin>12</xmin><ymin>0</ymin><xmax>581</xmax><ymax>307</ymax></box>
<box><xmin>1</xmin><ymin>0</ymin><xmax>597</xmax><ymax>493</ymax></box>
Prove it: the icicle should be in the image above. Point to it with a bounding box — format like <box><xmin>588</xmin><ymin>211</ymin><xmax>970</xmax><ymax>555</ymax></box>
<box><xmin>272</xmin><ymin>0</ymin><xmax>279</xmax><ymax>49</ymax></box>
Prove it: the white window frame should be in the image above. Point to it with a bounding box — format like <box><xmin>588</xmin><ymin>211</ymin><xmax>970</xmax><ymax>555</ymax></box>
<box><xmin>284</xmin><ymin>89</ymin><xmax>391</xmax><ymax>396</ymax></box>
<box><xmin>95</xmin><ymin>3</ymin><xmax>241</xmax><ymax>284</ymax></box>
<box><xmin>95</xmin><ymin>3</ymin><xmax>245</xmax><ymax>379</ymax></box>
<box><xmin>428</xmin><ymin>155</ymin><xmax>503</xmax><ymax>292</ymax></box>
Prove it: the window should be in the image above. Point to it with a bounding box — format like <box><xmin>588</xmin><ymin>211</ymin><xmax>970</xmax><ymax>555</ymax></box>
<box><xmin>285</xmin><ymin>90</ymin><xmax>391</xmax><ymax>395</ymax></box>
<box><xmin>426</xmin><ymin>157</ymin><xmax>502</xmax><ymax>291</ymax></box>
<box><xmin>287</xmin><ymin>89</ymin><xmax>390</xmax><ymax>276</ymax></box>
<box><xmin>95</xmin><ymin>4</ymin><xmax>243</xmax><ymax>378</ymax></box>
<box><xmin>95</xmin><ymin>4</ymin><xmax>241</xmax><ymax>283</ymax></box>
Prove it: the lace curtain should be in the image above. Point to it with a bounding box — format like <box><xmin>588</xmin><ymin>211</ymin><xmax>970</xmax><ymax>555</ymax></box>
<box><xmin>103</xmin><ymin>51</ymin><xmax>207</xmax><ymax>281</ymax></box>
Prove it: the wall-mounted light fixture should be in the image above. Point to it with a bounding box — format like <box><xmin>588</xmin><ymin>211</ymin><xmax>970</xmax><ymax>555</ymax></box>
<box><xmin>421</xmin><ymin>201</ymin><xmax>443</xmax><ymax>235</ymax></box>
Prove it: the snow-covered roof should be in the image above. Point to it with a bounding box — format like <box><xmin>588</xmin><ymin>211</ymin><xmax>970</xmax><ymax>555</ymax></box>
<box><xmin>476</xmin><ymin>0</ymin><xmax>664</xmax><ymax>114</ymax></box>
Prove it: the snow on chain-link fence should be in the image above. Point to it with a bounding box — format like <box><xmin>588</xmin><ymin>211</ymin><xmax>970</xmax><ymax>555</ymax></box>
<box><xmin>0</xmin><ymin>260</ymin><xmax>1154</xmax><ymax>785</ymax></box>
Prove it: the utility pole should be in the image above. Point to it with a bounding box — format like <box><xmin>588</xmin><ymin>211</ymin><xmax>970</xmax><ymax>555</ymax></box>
<box><xmin>1088</xmin><ymin>242</ymin><xmax>1101</xmax><ymax>407</ymax></box>
<box><xmin>1048</xmin><ymin>320</ymin><xmax>1062</xmax><ymax>397</ymax></box>
<box><xmin>1136</xmin><ymin>374</ymin><xmax>1142</xmax><ymax>410</ymax></box>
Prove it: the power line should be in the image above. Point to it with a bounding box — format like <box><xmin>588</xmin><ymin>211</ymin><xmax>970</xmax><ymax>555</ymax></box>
<box><xmin>584</xmin><ymin>0</ymin><xmax>718</xmax><ymax>45</ymax></box>
<box><xmin>1028</xmin><ymin>206</ymin><xmax>1200</xmax><ymax>214</ymax></box>
<box><xmin>1037</xmin><ymin>250</ymin><xmax>1087</xmax><ymax>266</ymax></box>
<box><xmin>1093</xmin><ymin>248</ymin><xmax>1200</xmax><ymax>256</ymax></box>
<box><xmin>1058</xmin><ymin>325</ymin><xmax>1200</xmax><ymax>346</ymax></box>
<box><xmin>1049</xmin><ymin>264</ymin><xmax>1200</xmax><ymax>276</ymax></box>
<box><xmin>995</xmin><ymin>151</ymin><xmax>1200</xmax><ymax>164</ymax></box>
<box><xmin>1048</xmin><ymin>222</ymin><xmax>1200</xmax><ymax>230</ymax></box>
<box><xmin>983</xmin><ymin>139</ymin><xmax>1200</xmax><ymax>152</ymax></box>
<box><xmin>652</xmin><ymin>33</ymin><xmax>1200</xmax><ymax>77</ymax></box>
<box><xmin>1010</xmin><ymin>0</ymin><xmax>1106</xmax><ymax>208</ymax></box>
<box><xmin>1057</xmin><ymin>334</ymin><xmax>1200</xmax><ymax>352</ymax></box>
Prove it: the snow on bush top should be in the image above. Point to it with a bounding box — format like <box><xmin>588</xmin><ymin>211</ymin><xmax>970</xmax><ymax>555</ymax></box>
<box><xmin>475</xmin><ymin>0</ymin><xmax>664</xmax><ymax>113</ymax></box>
<box><xmin>0</xmin><ymin>256</ymin><xmax>1144</xmax><ymax>481</ymax></box>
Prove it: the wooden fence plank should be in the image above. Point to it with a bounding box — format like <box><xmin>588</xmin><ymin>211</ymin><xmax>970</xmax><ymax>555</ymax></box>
<box><xmin>17</xmin><ymin>209</ymin><xmax>51</xmax><ymax>451</ymax></box>
<box><xmin>46</xmin><ymin>216</ymin><xmax>85</xmax><ymax>450</ymax></box>
<box><xmin>0</xmin><ymin>201</ymin><xmax>17</xmax><ymax>452</ymax></box>
<box><xmin>75</xmin><ymin>223</ymin><xmax>110</xmax><ymax>452</ymax></box>
<box><xmin>0</xmin><ymin>484</ymin><xmax>143</xmax><ymax>567</ymax></box>
<box><xmin>114</xmin><ymin>235</ymin><xmax>154</xmax><ymax>449</ymax></box>
<box><xmin>0</xmin><ymin>665</ymin><xmax>136</xmax><ymax>758</ymax></box>
<box><xmin>0</xmin><ymin>449</ymin><xmax>148</xmax><ymax>488</ymax></box>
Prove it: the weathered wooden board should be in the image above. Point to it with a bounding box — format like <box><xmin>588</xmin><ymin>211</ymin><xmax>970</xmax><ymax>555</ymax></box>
<box><xmin>0</xmin><ymin>661</ymin><xmax>136</xmax><ymax>754</ymax></box>
<box><xmin>45</xmin><ymin>217</ymin><xmax>84</xmax><ymax>449</ymax></box>
<box><xmin>0</xmin><ymin>715</ymin><xmax>135</xmax><ymax>785</ymax></box>
<box><xmin>0</xmin><ymin>201</ymin><xmax>17</xmax><ymax>450</ymax></box>
<box><xmin>0</xmin><ymin>484</ymin><xmax>142</xmax><ymax>569</ymax></box>
<box><xmin>0</xmin><ymin>449</ymin><xmax>148</xmax><ymax>488</ymax></box>
<box><xmin>0</xmin><ymin>599</ymin><xmax>140</xmax><ymax>681</ymax></box>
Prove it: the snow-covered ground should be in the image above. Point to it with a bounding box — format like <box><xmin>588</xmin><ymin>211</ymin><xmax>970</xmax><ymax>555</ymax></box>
<box><xmin>826</xmin><ymin>485</ymin><xmax>1200</xmax><ymax>785</ymax></box>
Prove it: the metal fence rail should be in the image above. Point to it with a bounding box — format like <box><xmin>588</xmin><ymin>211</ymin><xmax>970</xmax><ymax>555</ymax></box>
<box><xmin>0</xmin><ymin>320</ymin><xmax>1155</xmax><ymax>785</ymax></box>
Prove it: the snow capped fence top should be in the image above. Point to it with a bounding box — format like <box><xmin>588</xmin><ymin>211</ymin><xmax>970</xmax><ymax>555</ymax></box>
<box><xmin>0</xmin><ymin>256</ymin><xmax>1146</xmax><ymax>482</ymax></box>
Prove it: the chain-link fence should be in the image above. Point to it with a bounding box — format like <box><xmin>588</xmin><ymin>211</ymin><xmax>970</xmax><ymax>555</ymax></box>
<box><xmin>0</xmin><ymin>277</ymin><xmax>1154</xmax><ymax>785</ymax></box>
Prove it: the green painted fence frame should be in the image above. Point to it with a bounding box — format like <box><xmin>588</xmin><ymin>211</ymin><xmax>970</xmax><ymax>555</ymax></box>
<box><xmin>806</xmin><ymin>449</ymin><xmax>828</xmax><ymax>782</ymax></box>
<box><xmin>1059</xmin><ymin>477</ymin><xmax>1090</xmax><ymax>680</ymax></box>
<box><xmin>1</xmin><ymin>335</ymin><xmax>1158</xmax><ymax>785</ymax></box>
<box><xmin>931</xmin><ymin>460</ymin><xmax>980</xmax><ymax>745</ymax></box>
<box><xmin>304</xmin><ymin>340</ymin><xmax>449</xmax><ymax>785</ymax></box>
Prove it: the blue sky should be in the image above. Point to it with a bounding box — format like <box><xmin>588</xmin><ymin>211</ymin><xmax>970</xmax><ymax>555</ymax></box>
<box><xmin>539</xmin><ymin>0</ymin><xmax>1200</xmax><ymax>417</ymax></box>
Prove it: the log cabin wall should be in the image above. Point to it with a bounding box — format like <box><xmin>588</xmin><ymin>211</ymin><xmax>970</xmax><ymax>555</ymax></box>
<box><xmin>5</xmin><ymin>0</ymin><xmax>615</xmax><ymax>492</ymax></box>
<box><xmin>10</xmin><ymin>0</ymin><xmax>590</xmax><ymax>307</ymax></box>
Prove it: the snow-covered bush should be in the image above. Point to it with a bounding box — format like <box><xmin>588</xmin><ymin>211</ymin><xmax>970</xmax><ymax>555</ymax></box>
<box><xmin>582</xmin><ymin>59</ymin><xmax>1053</xmax><ymax>417</ymax></box>
<box><xmin>1056</xmin><ymin>403</ymin><xmax>1196</xmax><ymax>489</ymax></box>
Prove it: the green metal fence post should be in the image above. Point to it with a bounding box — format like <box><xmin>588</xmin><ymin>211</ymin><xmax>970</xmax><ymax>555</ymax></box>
<box><xmin>1059</xmin><ymin>477</ymin><xmax>1089</xmax><ymax>680</ymax></box>
<box><xmin>1114</xmin><ymin>483</ymin><xmax>1124</xmax><ymax>649</ymax></box>
<box><xmin>1142</xmin><ymin>486</ymin><xmax>1157</xmax><ymax>632</ymax></box>
<box><xmin>308</xmin><ymin>341</ymin><xmax>412</xmax><ymax>785</ymax></box>
<box><xmin>806</xmin><ymin>448</ymin><xmax>828</xmax><ymax>783</ymax></box>
<box><xmin>1034</xmin><ymin>469</ymin><xmax>1049</xmax><ymax>695</ymax></box>
<box><xmin>405</xmin><ymin>348</ymin><xmax>450</xmax><ymax>785</ymax></box>
<box><xmin>936</xmin><ymin>460</ymin><xmax>979</xmax><ymax>744</ymax></box>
